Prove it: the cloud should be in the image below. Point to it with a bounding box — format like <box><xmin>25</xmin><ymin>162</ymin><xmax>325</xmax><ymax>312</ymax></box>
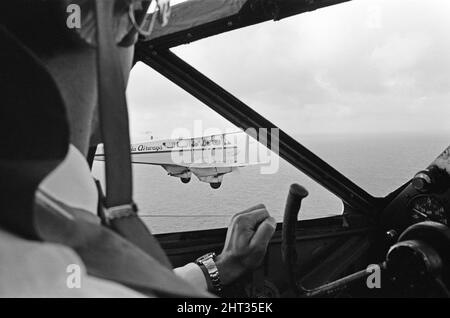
<box><xmin>127</xmin><ymin>0</ymin><xmax>450</xmax><ymax>140</ymax></box>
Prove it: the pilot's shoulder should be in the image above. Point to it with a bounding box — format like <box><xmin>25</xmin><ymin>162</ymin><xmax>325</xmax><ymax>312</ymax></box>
<box><xmin>0</xmin><ymin>228</ymin><xmax>149</xmax><ymax>298</ymax></box>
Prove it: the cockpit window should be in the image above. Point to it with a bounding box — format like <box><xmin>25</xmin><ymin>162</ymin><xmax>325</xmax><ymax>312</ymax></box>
<box><xmin>92</xmin><ymin>65</ymin><xmax>343</xmax><ymax>234</ymax></box>
<box><xmin>94</xmin><ymin>0</ymin><xmax>449</xmax><ymax>234</ymax></box>
<box><xmin>172</xmin><ymin>0</ymin><xmax>450</xmax><ymax>197</ymax></box>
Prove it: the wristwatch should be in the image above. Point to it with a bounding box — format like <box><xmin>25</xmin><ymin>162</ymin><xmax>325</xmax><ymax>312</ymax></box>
<box><xmin>195</xmin><ymin>252</ymin><xmax>222</xmax><ymax>292</ymax></box>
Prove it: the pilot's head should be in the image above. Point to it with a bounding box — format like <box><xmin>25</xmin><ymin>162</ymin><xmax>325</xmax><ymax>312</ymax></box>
<box><xmin>0</xmin><ymin>0</ymin><xmax>166</xmax><ymax>240</ymax></box>
<box><xmin>0</xmin><ymin>0</ymin><xmax>151</xmax><ymax>155</ymax></box>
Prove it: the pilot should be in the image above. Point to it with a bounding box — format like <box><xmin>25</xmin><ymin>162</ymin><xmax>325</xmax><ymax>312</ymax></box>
<box><xmin>0</xmin><ymin>0</ymin><xmax>276</xmax><ymax>297</ymax></box>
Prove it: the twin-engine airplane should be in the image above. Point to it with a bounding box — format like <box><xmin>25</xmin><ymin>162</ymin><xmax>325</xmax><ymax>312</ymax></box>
<box><xmin>95</xmin><ymin>131</ymin><xmax>264</xmax><ymax>189</ymax></box>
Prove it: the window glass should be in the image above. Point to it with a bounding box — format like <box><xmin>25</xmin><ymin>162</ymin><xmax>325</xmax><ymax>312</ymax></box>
<box><xmin>172</xmin><ymin>0</ymin><xmax>450</xmax><ymax>197</ymax></box>
<box><xmin>92</xmin><ymin>66</ymin><xmax>343</xmax><ymax>234</ymax></box>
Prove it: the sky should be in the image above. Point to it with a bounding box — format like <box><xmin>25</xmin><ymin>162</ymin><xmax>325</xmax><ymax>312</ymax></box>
<box><xmin>126</xmin><ymin>0</ymin><xmax>450</xmax><ymax>142</ymax></box>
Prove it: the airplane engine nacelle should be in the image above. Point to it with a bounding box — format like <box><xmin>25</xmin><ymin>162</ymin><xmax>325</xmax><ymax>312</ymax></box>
<box><xmin>162</xmin><ymin>165</ymin><xmax>192</xmax><ymax>184</ymax></box>
<box><xmin>197</xmin><ymin>174</ymin><xmax>224</xmax><ymax>190</ymax></box>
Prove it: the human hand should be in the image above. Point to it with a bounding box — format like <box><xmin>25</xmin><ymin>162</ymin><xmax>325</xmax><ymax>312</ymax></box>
<box><xmin>215</xmin><ymin>204</ymin><xmax>276</xmax><ymax>285</ymax></box>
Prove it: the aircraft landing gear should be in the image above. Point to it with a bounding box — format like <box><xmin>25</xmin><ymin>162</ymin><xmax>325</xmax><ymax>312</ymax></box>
<box><xmin>210</xmin><ymin>182</ymin><xmax>222</xmax><ymax>189</ymax></box>
<box><xmin>180</xmin><ymin>177</ymin><xmax>191</xmax><ymax>184</ymax></box>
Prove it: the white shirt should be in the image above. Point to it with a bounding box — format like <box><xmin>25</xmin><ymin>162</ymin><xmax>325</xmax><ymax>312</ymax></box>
<box><xmin>0</xmin><ymin>228</ymin><xmax>147</xmax><ymax>297</ymax></box>
<box><xmin>38</xmin><ymin>145</ymin><xmax>208</xmax><ymax>293</ymax></box>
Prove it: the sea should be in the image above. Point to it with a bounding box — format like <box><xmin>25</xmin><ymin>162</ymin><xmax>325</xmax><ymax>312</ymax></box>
<box><xmin>92</xmin><ymin>132</ymin><xmax>449</xmax><ymax>234</ymax></box>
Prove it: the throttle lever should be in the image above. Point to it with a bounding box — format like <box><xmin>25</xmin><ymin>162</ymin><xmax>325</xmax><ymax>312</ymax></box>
<box><xmin>281</xmin><ymin>183</ymin><xmax>308</xmax><ymax>295</ymax></box>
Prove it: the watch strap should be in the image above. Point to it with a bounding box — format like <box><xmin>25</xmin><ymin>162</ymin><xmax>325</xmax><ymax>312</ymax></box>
<box><xmin>196</xmin><ymin>252</ymin><xmax>222</xmax><ymax>292</ymax></box>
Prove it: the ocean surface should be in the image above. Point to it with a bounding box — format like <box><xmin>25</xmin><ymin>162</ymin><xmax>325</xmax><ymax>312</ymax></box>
<box><xmin>92</xmin><ymin>133</ymin><xmax>449</xmax><ymax>234</ymax></box>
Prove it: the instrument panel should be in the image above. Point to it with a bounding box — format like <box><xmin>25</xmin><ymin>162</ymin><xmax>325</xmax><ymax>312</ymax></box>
<box><xmin>405</xmin><ymin>146</ymin><xmax>450</xmax><ymax>228</ymax></box>
<box><xmin>380</xmin><ymin>146</ymin><xmax>450</xmax><ymax>231</ymax></box>
<box><xmin>409</xmin><ymin>194</ymin><xmax>448</xmax><ymax>226</ymax></box>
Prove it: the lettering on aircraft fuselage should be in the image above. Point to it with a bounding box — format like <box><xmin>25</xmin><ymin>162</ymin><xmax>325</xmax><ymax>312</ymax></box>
<box><xmin>132</xmin><ymin>144</ymin><xmax>164</xmax><ymax>152</ymax></box>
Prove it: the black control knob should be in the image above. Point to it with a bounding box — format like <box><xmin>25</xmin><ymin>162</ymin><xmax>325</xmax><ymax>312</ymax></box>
<box><xmin>412</xmin><ymin>166</ymin><xmax>450</xmax><ymax>192</ymax></box>
<box><xmin>412</xmin><ymin>170</ymin><xmax>432</xmax><ymax>191</ymax></box>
